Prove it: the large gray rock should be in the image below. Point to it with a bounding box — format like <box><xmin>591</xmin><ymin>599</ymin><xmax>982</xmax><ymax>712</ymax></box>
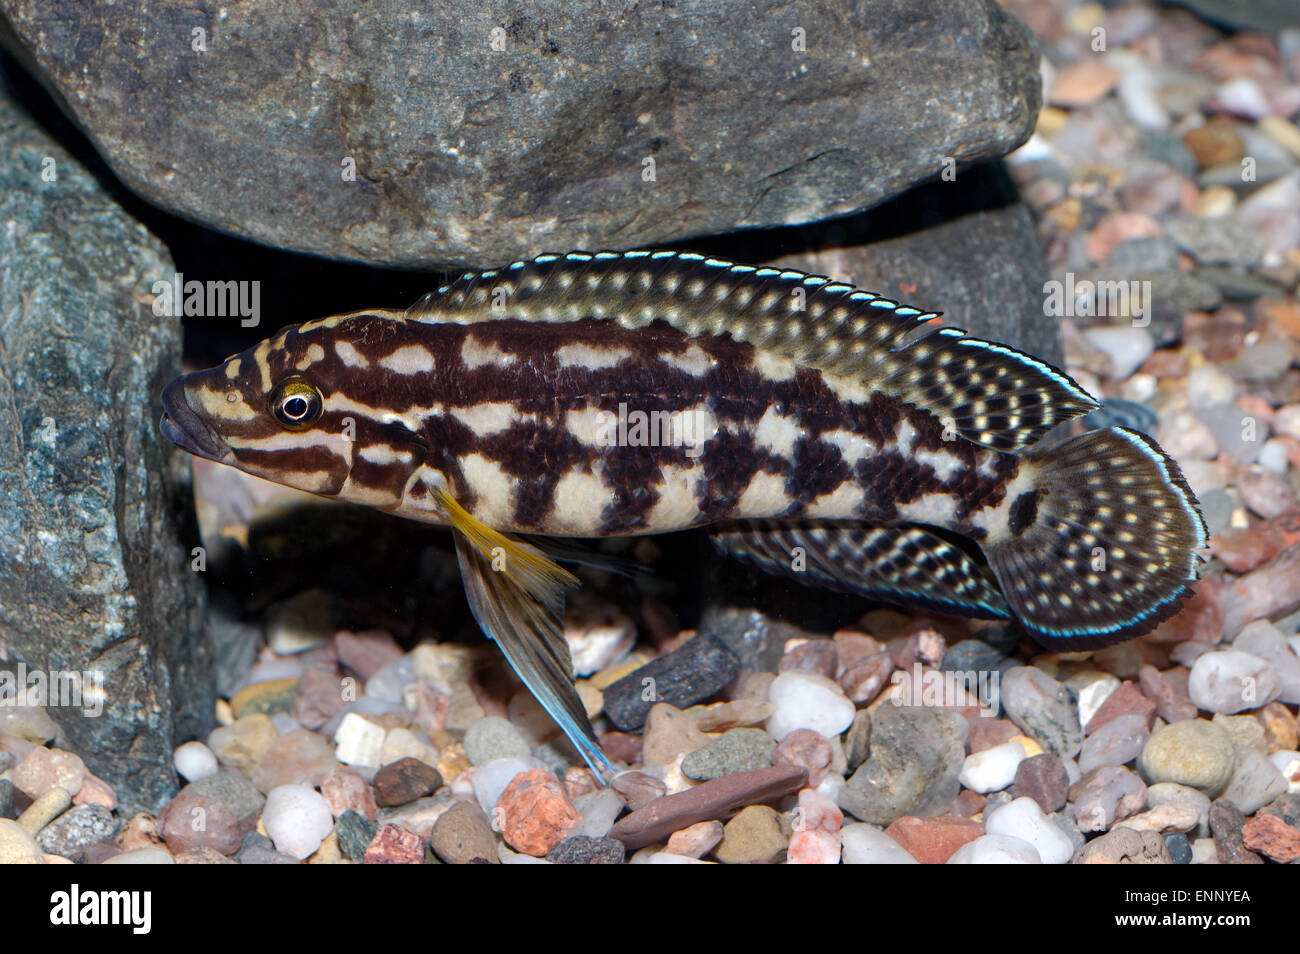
<box><xmin>0</xmin><ymin>0</ymin><xmax>1041</xmax><ymax>267</ymax></box>
<box><xmin>0</xmin><ymin>87</ymin><xmax>210</xmax><ymax>813</ymax></box>
<box><xmin>773</xmin><ymin>164</ymin><xmax>1064</xmax><ymax>365</ymax></box>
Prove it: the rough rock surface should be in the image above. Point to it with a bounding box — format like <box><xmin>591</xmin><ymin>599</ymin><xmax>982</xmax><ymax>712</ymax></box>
<box><xmin>774</xmin><ymin>165</ymin><xmax>1064</xmax><ymax>365</ymax></box>
<box><xmin>0</xmin><ymin>0</ymin><xmax>1041</xmax><ymax>267</ymax></box>
<box><xmin>0</xmin><ymin>88</ymin><xmax>210</xmax><ymax>813</ymax></box>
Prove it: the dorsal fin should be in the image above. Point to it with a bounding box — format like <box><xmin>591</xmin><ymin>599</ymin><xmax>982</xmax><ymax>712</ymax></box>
<box><xmin>406</xmin><ymin>250</ymin><xmax>1097</xmax><ymax>451</ymax></box>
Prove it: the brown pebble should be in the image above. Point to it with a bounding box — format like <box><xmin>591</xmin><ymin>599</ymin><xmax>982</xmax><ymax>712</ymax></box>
<box><xmin>1209</xmin><ymin>800</ymin><xmax>1264</xmax><ymax>864</ymax></box>
<box><xmin>611</xmin><ymin>772</ymin><xmax>667</xmax><ymax>811</ymax></box>
<box><xmin>1256</xmin><ymin>702</ymin><xmax>1299</xmax><ymax>752</ymax></box>
<box><xmin>597</xmin><ymin>730</ymin><xmax>643</xmax><ymax>765</ymax></box>
<box><xmin>1138</xmin><ymin>666</ymin><xmax>1198</xmax><ymax>725</ymax></box>
<box><xmin>334</xmin><ymin>629</ymin><xmax>403</xmax><ymax>681</ymax></box>
<box><xmin>778</xmin><ymin>640</ymin><xmax>839</xmax><ymax>679</ymax></box>
<box><xmin>714</xmin><ymin>805</ymin><xmax>789</xmax><ymax>864</ymax></box>
<box><xmin>117</xmin><ymin>812</ymin><xmax>163</xmax><ymax>852</ymax></box>
<box><xmin>665</xmin><ymin>820</ymin><xmax>724</xmax><ymax>858</ymax></box>
<box><xmin>773</xmin><ymin>729</ymin><xmax>833</xmax><ymax>787</ymax></box>
<box><xmin>641</xmin><ymin>703</ymin><xmax>709</xmax><ymax>767</ymax></box>
<box><xmin>158</xmin><ymin>792</ymin><xmax>241</xmax><ymax>856</ymax></box>
<box><xmin>174</xmin><ymin>846</ymin><xmax>238</xmax><ymax>864</ymax></box>
<box><xmin>883</xmin><ymin>815</ymin><xmax>983</xmax><ymax>864</ymax></box>
<box><xmin>1182</xmin><ymin>122</ymin><xmax>1245</xmax><ymax>167</ymax></box>
<box><xmin>838</xmin><ymin>651</ymin><xmax>894</xmax><ymax>705</ymax></box>
<box><xmin>292</xmin><ymin>667</ymin><xmax>347</xmax><ymax>730</ymax></box>
<box><xmin>1011</xmin><ymin>753</ymin><xmax>1070</xmax><ymax>813</ymax></box>
<box><xmin>363</xmin><ymin>823</ymin><xmax>426</xmax><ymax>864</ymax></box>
<box><xmin>429</xmin><ymin>800</ymin><xmax>499</xmax><ymax>864</ymax></box>
<box><xmin>608</xmin><ymin>765</ymin><xmax>808</xmax><ymax>851</ymax></box>
<box><xmin>1072</xmin><ymin>827</ymin><xmax>1172</xmax><ymax>864</ymax></box>
<box><xmin>319</xmin><ymin>766</ymin><xmax>377</xmax><ymax>821</ymax></box>
<box><xmin>1085</xmin><ymin>682</ymin><xmax>1156</xmax><ymax>735</ymax></box>
<box><xmin>968</xmin><ymin>718</ymin><xmax>1021</xmax><ymax>754</ymax></box>
<box><xmin>1048</xmin><ymin>60</ymin><xmax>1120</xmax><ymax>107</ymax></box>
<box><xmin>831</xmin><ymin>629</ymin><xmax>884</xmax><ymax>672</ymax></box>
<box><xmin>1242</xmin><ymin>812</ymin><xmax>1300</xmax><ymax>863</ymax></box>
<box><xmin>372</xmin><ymin>757</ymin><xmax>443</xmax><ymax>808</ymax></box>
<box><xmin>1086</xmin><ymin>211</ymin><xmax>1162</xmax><ymax>264</ymax></box>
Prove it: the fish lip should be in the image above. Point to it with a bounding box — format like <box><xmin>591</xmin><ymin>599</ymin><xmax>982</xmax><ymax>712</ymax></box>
<box><xmin>159</xmin><ymin>378</ymin><xmax>233</xmax><ymax>463</ymax></box>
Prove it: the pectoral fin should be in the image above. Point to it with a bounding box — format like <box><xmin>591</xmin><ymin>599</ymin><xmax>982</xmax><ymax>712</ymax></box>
<box><xmin>710</xmin><ymin>520</ymin><xmax>1012</xmax><ymax>620</ymax></box>
<box><xmin>440</xmin><ymin>491</ymin><xmax>613</xmax><ymax>780</ymax></box>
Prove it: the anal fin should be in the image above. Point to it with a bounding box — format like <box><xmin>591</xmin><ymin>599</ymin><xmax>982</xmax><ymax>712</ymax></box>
<box><xmin>437</xmin><ymin>489</ymin><xmax>613</xmax><ymax>779</ymax></box>
<box><xmin>710</xmin><ymin>520</ymin><xmax>1012</xmax><ymax>620</ymax></box>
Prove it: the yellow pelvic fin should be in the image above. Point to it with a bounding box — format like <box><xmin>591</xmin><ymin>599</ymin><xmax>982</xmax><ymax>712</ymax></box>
<box><xmin>432</xmin><ymin>486</ymin><xmax>579</xmax><ymax>609</ymax></box>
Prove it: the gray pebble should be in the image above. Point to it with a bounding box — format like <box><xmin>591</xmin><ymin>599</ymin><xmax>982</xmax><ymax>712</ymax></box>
<box><xmin>840</xmin><ymin>705</ymin><xmax>966</xmax><ymax>825</ymax></box>
<box><xmin>1219</xmin><ymin>745</ymin><xmax>1288</xmax><ymax>815</ymax></box>
<box><xmin>182</xmin><ymin>769</ymin><xmax>265</xmax><ymax>821</ymax></box>
<box><xmin>604</xmin><ymin>634</ymin><xmax>740</xmax><ymax>731</ymax></box>
<box><xmin>547</xmin><ymin>834</ymin><xmax>625</xmax><ymax>864</ymax></box>
<box><xmin>335</xmin><ymin>809</ymin><xmax>379</xmax><ymax>861</ymax></box>
<box><xmin>464</xmin><ymin>716</ymin><xmax>532</xmax><ymax>766</ymax></box>
<box><xmin>236</xmin><ymin>831</ymin><xmax>298</xmax><ymax>865</ymax></box>
<box><xmin>36</xmin><ymin>803</ymin><xmax>119</xmax><ymax>858</ymax></box>
<box><xmin>681</xmin><ymin>728</ymin><xmax>775</xmax><ymax>781</ymax></box>
<box><xmin>1138</xmin><ymin>720</ymin><xmax>1235</xmax><ymax>797</ymax></box>
<box><xmin>1002</xmin><ymin>666</ymin><xmax>1084</xmax><ymax>759</ymax></box>
<box><xmin>1165</xmin><ymin>831</ymin><xmax>1193</xmax><ymax>864</ymax></box>
<box><xmin>1078</xmin><ymin>713</ymin><xmax>1150</xmax><ymax>775</ymax></box>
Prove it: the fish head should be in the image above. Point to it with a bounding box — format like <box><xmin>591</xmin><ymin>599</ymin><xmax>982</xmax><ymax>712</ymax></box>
<box><xmin>160</xmin><ymin>312</ymin><xmax>429</xmax><ymax>505</ymax></box>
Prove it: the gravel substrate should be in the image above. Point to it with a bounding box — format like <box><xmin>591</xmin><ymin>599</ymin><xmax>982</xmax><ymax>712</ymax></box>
<box><xmin>3</xmin><ymin>0</ymin><xmax>1300</xmax><ymax>864</ymax></box>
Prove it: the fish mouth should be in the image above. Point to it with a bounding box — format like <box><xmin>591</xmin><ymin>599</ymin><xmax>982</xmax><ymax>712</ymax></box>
<box><xmin>160</xmin><ymin>378</ymin><xmax>234</xmax><ymax>463</ymax></box>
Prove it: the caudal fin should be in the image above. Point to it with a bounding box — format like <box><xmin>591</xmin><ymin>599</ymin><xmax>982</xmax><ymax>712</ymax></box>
<box><xmin>984</xmin><ymin>427</ymin><xmax>1208</xmax><ymax>650</ymax></box>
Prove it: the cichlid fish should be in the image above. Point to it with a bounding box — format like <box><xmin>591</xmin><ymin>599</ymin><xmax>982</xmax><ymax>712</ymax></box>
<box><xmin>160</xmin><ymin>250</ymin><xmax>1207</xmax><ymax>778</ymax></box>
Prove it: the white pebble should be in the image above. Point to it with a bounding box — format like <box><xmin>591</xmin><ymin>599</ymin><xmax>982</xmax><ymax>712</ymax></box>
<box><xmin>1233</xmin><ymin>620</ymin><xmax>1300</xmax><ymax>704</ymax></box>
<box><xmin>840</xmin><ymin>823</ymin><xmax>919</xmax><ymax>864</ymax></box>
<box><xmin>1065</xmin><ymin>670</ymin><xmax>1120</xmax><ymax>729</ymax></box>
<box><xmin>645</xmin><ymin>851</ymin><xmax>711</xmax><ymax>864</ymax></box>
<box><xmin>364</xmin><ymin>656</ymin><xmax>416</xmax><ymax>705</ymax></box>
<box><xmin>1259</xmin><ymin>439</ymin><xmax>1291</xmax><ymax>476</ymax></box>
<box><xmin>947</xmin><ymin>833</ymin><xmax>1042</xmax><ymax>864</ymax></box>
<box><xmin>959</xmin><ymin>740</ymin><xmax>1027</xmax><ymax>794</ymax></box>
<box><xmin>333</xmin><ymin>712</ymin><xmax>388</xmax><ymax>767</ymax></box>
<box><xmin>173</xmin><ymin>740</ymin><xmax>219</xmax><ymax>783</ymax></box>
<box><xmin>1117</xmin><ymin>66</ymin><xmax>1169</xmax><ymax>130</ymax></box>
<box><xmin>270</xmin><ymin>713</ymin><xmax>301</xmax><ymax>734</ymax></box>
<box><xmin>985</xmin><ymin>797</ymin><xmax>1074</xmax><ymax>865</ymax></box>
<box><xmin>1186</xmin><ymin>365</ymin><xmax>1237</xmax><ymax>410</ymax></box>
<box><xmin>1082</xmin><ymin>326</ymin><xmax>1154</xmax><ymax>381</ymax></box>
<box><xmin>565</xmin><ymin>605</ymin><xmax>635</xmax><ymax>677</ymax></box>
<box><xmin>262</xmin><ymin>785</ymin><xmax>334</xmax><ymax>861</ymax></box>
<box><xmin>574</xmin><ymin>788</ymin><xmax>624</xmax><ymax>838</ymax></box>
<box><xmin>1270</xmin><ymin>751</ymin><xmax>1300</xmax><ymax>793</ymax></box>
<box><xmin>102</xmin><ymin>846</ymin><xmax>175</xmax><ymax>865</ymax></box>
<box><xmin>765</xmin><ymin>671</ymin><xmax>856</xmax><ymax>742</ymax></box>
<box><xmin>1187</xmin><ymin>650</ymin><xmax>1282</xmax><ymax>713</ymax></box>
<box><xmin>497</xmin><ymin>842</ymin><xmax>552</xmax><ymax>864</ymax></box>
<box><xmin>1274</xmin><ymin>405</ymin><xmax>1300</xmax><ymax>440</ymax></box>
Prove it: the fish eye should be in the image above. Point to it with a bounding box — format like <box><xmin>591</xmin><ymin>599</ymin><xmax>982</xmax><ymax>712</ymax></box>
<box><xmin>269</xmin><ymin>378</ymin><xmax>323</xmax><ymax>430</ymax></box>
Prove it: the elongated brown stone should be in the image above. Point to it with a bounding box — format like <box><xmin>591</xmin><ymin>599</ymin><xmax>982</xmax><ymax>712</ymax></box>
<box><xmin>608</xmin><ymin>765</ymin><xmax>807</xmax><ymax>850</ymax></box>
